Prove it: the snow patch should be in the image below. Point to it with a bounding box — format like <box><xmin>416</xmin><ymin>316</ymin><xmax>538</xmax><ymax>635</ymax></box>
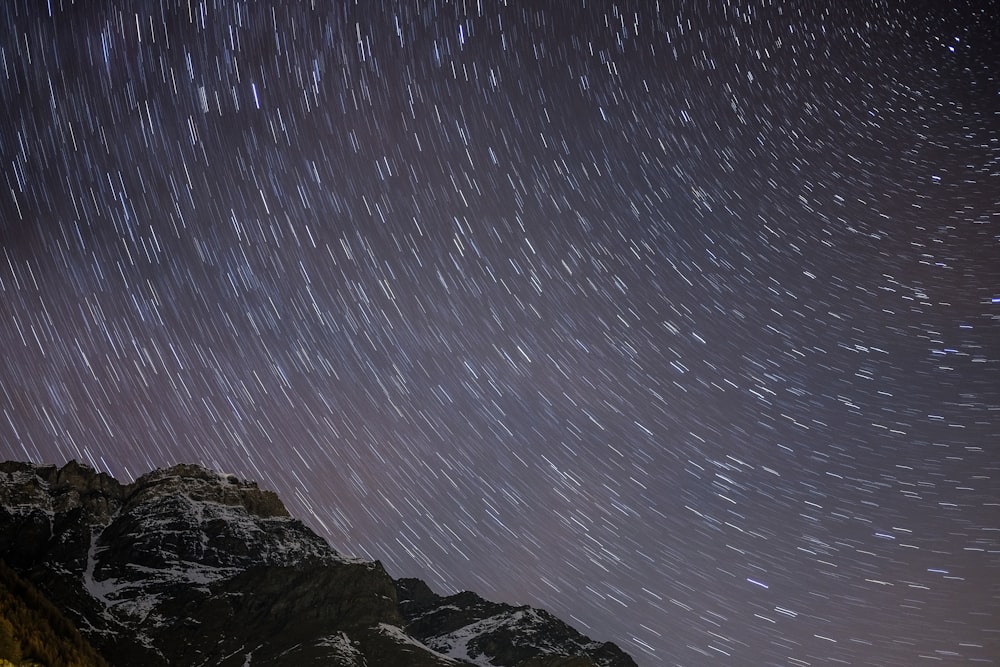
<box><xmin>377</xmin><ymin>623</ymin><xmax>462</xmax><ymax>664</ymax></box>
<box><xmin>317</xmin><ymin>632</ymin><xmax>364</xmax><ymax>664</ymax></box>
<box><xmin>424</xmin><ymin>608</ymin><xmax>567</xmax><ymax>666</ymax></box>
<box><xmin>424</xmin><ymin>614</ymin><xmax>508</xmax><ymax>666</ymax></box>
<box><xmin>82</xmin><ymin>527</ymin><xmax>114</xmax><ymax>608</ymax></box>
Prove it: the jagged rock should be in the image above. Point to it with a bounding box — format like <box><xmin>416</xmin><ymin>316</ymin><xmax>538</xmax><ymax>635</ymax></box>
<box><xmin>0</xmin><ymin>461</ymin><xmax>639</xmax><ymax>667</ymax></box>
<box><xmin>396</xmin><ymin>579</ymin><xmax>637</xmax><ymax>667</ymax></box>
<box><xmin>126</xmin><ymin>464</ymin><xmax>289</xmax><ymax>518</ymax></box>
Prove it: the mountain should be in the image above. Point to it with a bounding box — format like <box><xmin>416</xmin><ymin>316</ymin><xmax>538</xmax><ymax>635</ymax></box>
<box><xmin>395</xmin><ymin>579</ymin><xmax>636</xmax><ymax>667</ymax></box>
<box><xmin>0</xmin><ymin>461</ymin><xmax>637</xmax><ymax>667</ymax></box>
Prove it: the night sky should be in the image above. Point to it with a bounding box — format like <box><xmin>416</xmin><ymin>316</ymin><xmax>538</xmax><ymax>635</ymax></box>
<box><xmin>2</xmin><ymin>1</ymin><xmax>999</xmax><ymax>664</ymax></box>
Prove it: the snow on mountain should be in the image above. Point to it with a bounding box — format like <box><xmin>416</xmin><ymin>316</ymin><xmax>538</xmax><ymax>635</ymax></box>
<box><xmin>377</xmin><ymin>623</ymin><xmax>464</xmax><ymax>664</ymax></box>
<box><xmin>1</xmin><ymin>460</ymin><xmax>638</xmax><ymax>667</ymax></box>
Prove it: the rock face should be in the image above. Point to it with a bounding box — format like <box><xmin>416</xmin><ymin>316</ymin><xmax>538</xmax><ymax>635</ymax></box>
<box><xmin>0</xmin><ymin>461</ymin><xmax>637</xmax><ymax>667</ymax></box>
<box><xmin>396</xmin><ymin>579</ymin><xmax>636</xmax><ymax>667</ymax></box>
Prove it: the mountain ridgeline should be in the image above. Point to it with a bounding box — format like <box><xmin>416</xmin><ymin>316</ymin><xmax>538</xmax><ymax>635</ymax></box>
<box><xmin>0</xmin><ymin>461</ymin><xmax>637</xmax><ymax>667</ymax></box>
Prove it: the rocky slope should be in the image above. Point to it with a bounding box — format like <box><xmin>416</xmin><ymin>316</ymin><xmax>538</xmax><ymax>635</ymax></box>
<box><xmin>0</xmin><ymin>461</ymin><xmax>637</xmax><ymax>667</ymax></box>
<box><xmin>396</xmin><ymin>578</ymin><xmax>635</xmax><ymax>667</ymax></box>
<box><xmin>0</xmin><ymin>557</ymin><xmax>107</xmax><ymax>666</ymax></box>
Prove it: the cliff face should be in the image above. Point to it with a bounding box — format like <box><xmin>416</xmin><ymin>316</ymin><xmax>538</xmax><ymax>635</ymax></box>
<box><xmin>0</xmin><ymin>461</ymin><xmax>637</xmax><ymax>667</ymax></box>
<box><xmin>396</xmin><ymin>578</ymin><xmax>636</xmax><ymax>667</ymax></box>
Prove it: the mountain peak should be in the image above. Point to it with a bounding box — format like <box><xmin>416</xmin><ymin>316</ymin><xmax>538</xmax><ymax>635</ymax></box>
<box><xmin>1</xmin><ymin>461</ymin><xmax>638</xmax><ymax>667</ymax></box>
<box><xmin>0</xmin><ymin>460</ymin><xmax>290</xmax><ymax>523</ymax></box>
<box><xmin>395</xmin><ymin>578</ymin><xmax>636</xmax><ymax>667</ymax></box>
<box><xmin>128</xmin><ymin>462</ymin><xmax>290</xmax><ymax>518</ymax></box>
<box><xmin>0</xmin><ymin>459</ymin><xmax>123</xmax><ymax>523</ymax></box>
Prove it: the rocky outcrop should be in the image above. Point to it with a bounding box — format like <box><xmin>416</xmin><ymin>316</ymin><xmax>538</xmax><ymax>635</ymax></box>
<box><xmin>396</xmin><ymin>578</ymin><xmax>637</xmax><ymax>667</ymax></box>
<box><xmin>125</xmin><ymin>464</ymin><xmax>290</xmax><ymax>518</ymax></box>
<box><xmin>0</xmin><ymin>460</ymin><xmax>123</xmax><ymax>523</ymax></box>
<box><xmin>0</xmin><ymin>461</ymin><xmax>638</xmax><ymax>667</ymax></box>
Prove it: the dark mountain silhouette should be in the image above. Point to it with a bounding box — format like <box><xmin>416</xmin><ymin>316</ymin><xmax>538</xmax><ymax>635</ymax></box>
<box><xmin>0</xmin><ymin>460</ymin><xmax>637</xmax><ymax>667</ymax></box>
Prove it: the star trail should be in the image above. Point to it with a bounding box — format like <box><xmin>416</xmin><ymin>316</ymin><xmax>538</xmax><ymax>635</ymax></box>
<box><xmin>2</xmin><ymin>1</ymin><xmax>998</xmax><ymax>664</ymax></box>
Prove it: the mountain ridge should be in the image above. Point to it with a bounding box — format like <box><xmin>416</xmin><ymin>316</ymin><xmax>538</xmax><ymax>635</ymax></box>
<box><xmin>0</xmin><ymin>460</ymin><xmax>638</xmax><ymax>667</ymax></box>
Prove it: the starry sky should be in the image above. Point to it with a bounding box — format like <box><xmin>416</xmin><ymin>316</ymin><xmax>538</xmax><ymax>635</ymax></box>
<box><xmin>2</xmin><ymin>0</ymin><xmax>999</xmax><ymax>664</ymax></box>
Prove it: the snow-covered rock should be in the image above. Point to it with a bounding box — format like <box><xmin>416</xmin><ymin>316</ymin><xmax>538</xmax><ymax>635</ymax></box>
<box><xmin>0</xmin><ymin>460</ymin><xmax>637</xmax><ymax>667</ymax></box>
